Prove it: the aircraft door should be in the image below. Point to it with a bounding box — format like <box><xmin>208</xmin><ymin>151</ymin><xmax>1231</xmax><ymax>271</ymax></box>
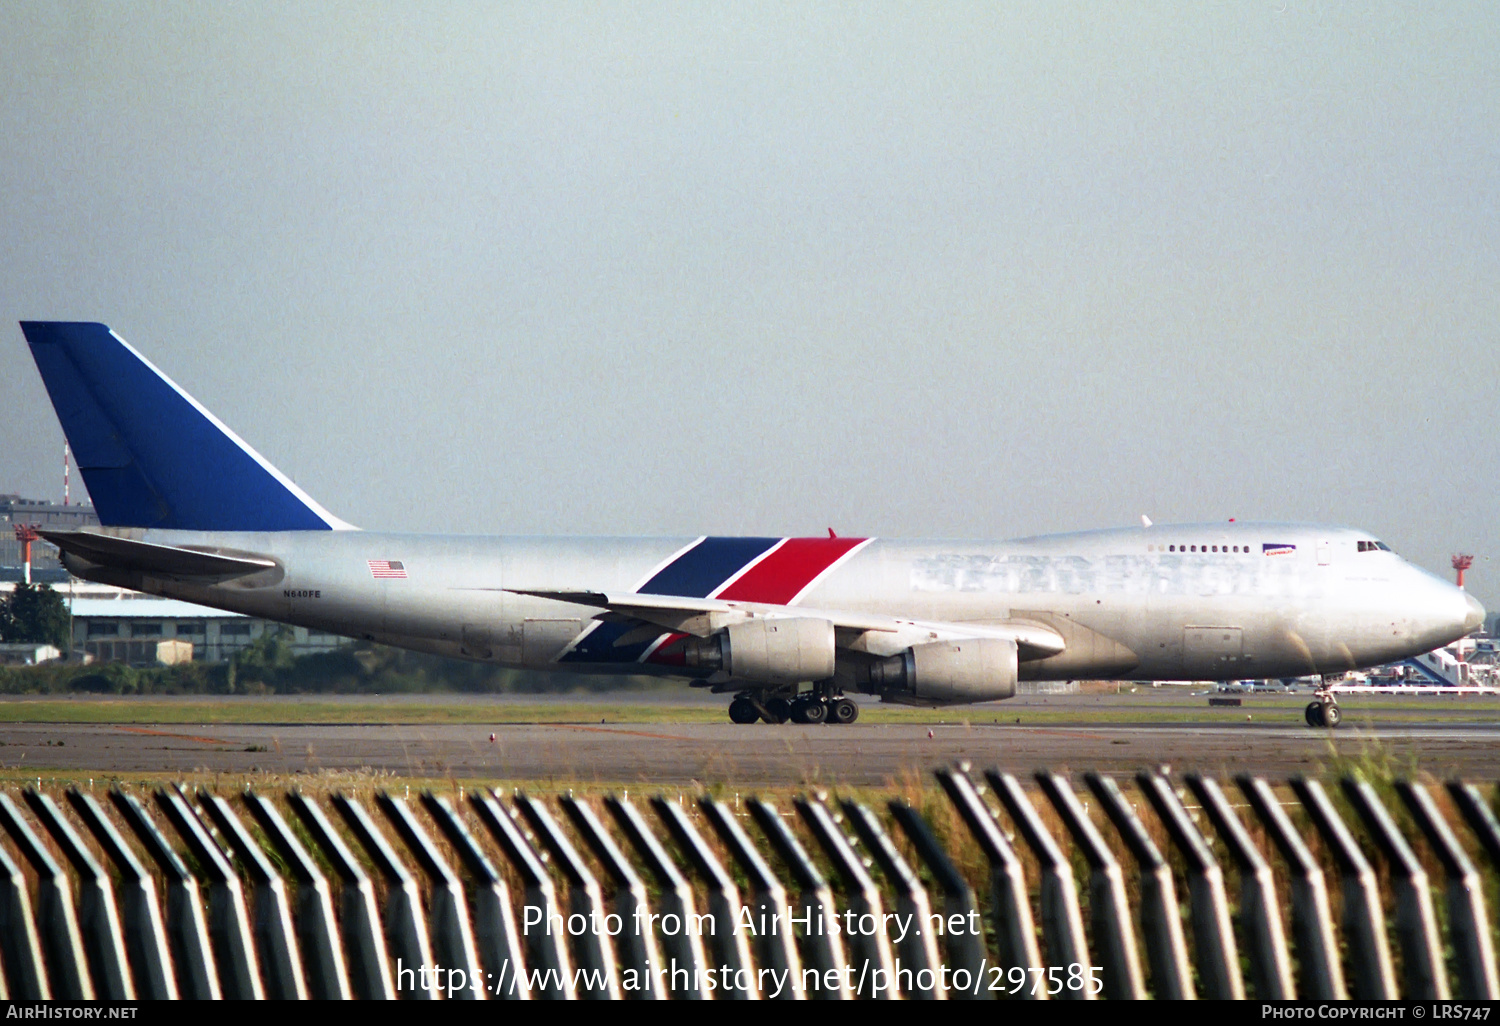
<box><xmin>1183</xmin><ymin>626</ymin><xmax>1245</xmax><ymax>679</ymax></box>
<box><xmin>1317</xmin><ymin>540</ymin><xmax>1331</xmax><ymax>566</ymax></box>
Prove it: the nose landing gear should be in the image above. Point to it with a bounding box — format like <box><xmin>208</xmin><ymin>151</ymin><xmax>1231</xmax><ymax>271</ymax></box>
<box><xmin>1304</xmin><ymin>692</ymin><xmax>1342</xmax><ymax>728</ymax></box>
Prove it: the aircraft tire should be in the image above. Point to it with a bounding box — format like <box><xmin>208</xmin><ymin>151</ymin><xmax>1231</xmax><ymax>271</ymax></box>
<box><xmin>729</xmin><ymin>698</ymin><xmax>760</xmax><ymax>724</ymax></box>
<box><xmin>1323</xmin><ymin>703</ymin><xmax>1342</xmax><ymax>728</ymax></box>
<box><xmin>1304</xmin><ymin>702</ymin><xmax>1325</xmax><ymax>727</ymax></box>
<box><xmin>763</xmin><ymin>697</ymin><xmax>791</xmax><ymax>724</ymax></box>
<box><xmin>830</xmin><ymin>698</ymin><xmax>859</xmax><ymax>724</ymax></box>
<box><xmin>794</xmin><ymin>698</ymin><xmax>828</xmax><ymax>725</ymax></box>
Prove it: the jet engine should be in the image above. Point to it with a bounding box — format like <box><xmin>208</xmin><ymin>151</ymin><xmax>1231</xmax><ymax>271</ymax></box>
<box><xmin>866</xmin><ymin>638</ymin><xmax>1018</xmax><ymax>703</ymax></box>
<box><xmin>681</xmin><ymin>617</ymin><xmax>836</xmax><ymax>686</ymax></box>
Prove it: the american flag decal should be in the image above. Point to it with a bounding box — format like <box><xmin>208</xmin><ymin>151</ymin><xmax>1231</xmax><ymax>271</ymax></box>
<box><xmin>368</xmin><ymin>559</ymin><xmax>407</xmax><ymax>579</ymax></box>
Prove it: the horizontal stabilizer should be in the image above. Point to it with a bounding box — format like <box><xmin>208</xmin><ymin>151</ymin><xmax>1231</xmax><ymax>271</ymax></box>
<box><xmin>40</xmin><ymin>530</ymin><xmax>278</xmax><ymax>581</ymax></box>
<box><xmin>20</xmin><ymin>321</ymin><xmax>350</xmax><ymax>531</ymax></box>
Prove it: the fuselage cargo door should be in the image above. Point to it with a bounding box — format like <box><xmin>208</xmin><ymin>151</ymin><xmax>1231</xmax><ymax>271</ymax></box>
<box><xmin>1183</xmin><ymin>625</ymin><xmax>1244</xmax><ymax>679</ymax></box>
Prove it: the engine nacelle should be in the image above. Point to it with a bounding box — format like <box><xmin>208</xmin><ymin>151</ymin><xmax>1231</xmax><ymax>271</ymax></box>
<box><xmin>867</xmin><ymin>638</ymin><xmax>1018</xmax><ymax>704</ymax></box>
<box><xmin>681</xmin><ymin>617</ymin><xmax>836</xmax><ymax>686</ymax></box>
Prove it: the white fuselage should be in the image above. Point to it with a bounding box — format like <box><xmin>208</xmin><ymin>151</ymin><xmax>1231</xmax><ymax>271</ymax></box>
<box><xmin>66</xmin><ymin>521</ymin><xmax>1483</xmax><ymax>688</ymax></box>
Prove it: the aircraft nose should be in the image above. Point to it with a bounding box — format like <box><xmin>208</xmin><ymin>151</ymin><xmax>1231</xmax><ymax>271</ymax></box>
<box><xmin>1464</xmin><ymin>592</ymin><xmax>1486</xmax><ymax>634</ymax></box>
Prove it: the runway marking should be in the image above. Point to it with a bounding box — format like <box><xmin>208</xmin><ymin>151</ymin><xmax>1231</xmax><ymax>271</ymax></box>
<box><xmin>114</xmin><ymin>726</ymin><xmax>232</xmax><ymax>745</ymax></box>
<box><xmin>548</xmin><ymin>724</ymin><xmax>696</xmax><ymax>742</ymax></box>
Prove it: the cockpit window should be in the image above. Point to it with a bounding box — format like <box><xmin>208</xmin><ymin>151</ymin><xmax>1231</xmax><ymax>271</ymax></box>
<box><xmin>1357</xmin><ymin>540</ymin><xmax>1393</xmax><ymax>553</ymax></box>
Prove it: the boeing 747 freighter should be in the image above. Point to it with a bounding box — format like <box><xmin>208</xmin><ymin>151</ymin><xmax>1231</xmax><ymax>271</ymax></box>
<box><xmin>18</xmin><ymin>322</ymin><xmax>1484</xmax><ymax>726</ymax></box>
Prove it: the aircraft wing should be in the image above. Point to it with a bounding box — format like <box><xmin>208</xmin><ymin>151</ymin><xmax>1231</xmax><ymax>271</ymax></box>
<box><xmin>507</xmin><ymin>588</ymin><xmax>1066</xmax><ymax>659</ymax></box>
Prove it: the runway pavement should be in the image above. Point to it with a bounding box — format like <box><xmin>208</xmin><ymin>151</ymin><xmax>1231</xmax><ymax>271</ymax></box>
<box><xmin>3</xmin><ymin>716</ymin><xmax>1498</xmax><ymax>785</ymax></box>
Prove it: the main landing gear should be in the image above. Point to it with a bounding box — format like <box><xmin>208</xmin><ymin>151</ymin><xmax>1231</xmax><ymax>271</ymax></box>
<box><xmin>1304</xmin><ymin>691</ymin><xmax>1343</xmax><ymax>728</ymax></box>
<box><xmin>727</xmin><ymin>686</ymin><xmax>859</xmax><ymax>725</ymax></box>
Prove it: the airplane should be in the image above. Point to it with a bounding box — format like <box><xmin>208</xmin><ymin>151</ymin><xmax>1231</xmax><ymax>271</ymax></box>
<box><xmin>18</xmin><ymin>322</ymin><xmax>1485</xmax><ymax>728</ymax></box>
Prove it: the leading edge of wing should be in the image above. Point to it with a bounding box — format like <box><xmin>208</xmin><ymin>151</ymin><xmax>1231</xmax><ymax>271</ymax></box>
<box><xmin>505</xmin><ymin>588</ymin><xmax>1067</xmax><ymax>657</ymax></box>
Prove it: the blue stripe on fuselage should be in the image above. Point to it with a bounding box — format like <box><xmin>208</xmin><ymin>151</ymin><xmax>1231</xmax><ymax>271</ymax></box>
<box><xmin>562</xmin><ymin>536</ymin><xmax>781</xmax><ymax>664</ymax></box>
<box><xmin>639</xmin><ymin>537</ymin><xmax>781</xmax><ymax>598</ymax></box>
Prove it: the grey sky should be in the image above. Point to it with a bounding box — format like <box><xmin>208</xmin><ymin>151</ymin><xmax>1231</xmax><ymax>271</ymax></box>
<box><xmin>2</xmin><ymin>3</ymin><xmax>1496</xmax><ymax>608</ymax></box>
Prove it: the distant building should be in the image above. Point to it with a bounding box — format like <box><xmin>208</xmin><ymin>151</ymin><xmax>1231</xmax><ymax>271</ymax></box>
<box><xmin>0</xmin><ymin>495</ymin><xmax>98</xmax><ymax>582</ymax></box>
<box><xmin>0</xmin><ymin>579</ymin><xmax>347</xmax><ymax>666</ymax></box>
<box><xmin>0</xmin><ymin>643</ymin><xmax>63</xmax><ymax>666</ymax></box>
<box><xmin>66</xmin><ymin>593</ymin><xmax>348</xmax><ymax>665</ymax></box>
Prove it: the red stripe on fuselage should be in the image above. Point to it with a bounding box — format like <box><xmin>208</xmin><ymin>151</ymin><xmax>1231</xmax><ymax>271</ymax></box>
<box><xmin>715</xmin><ymin>537</ymin><xmax>867</xmax><ymax>605</ymax></box>
<box><xmin>644</xmin><ymin>632</ymin><xmax>688</xmax><ymax>666</ymax></box>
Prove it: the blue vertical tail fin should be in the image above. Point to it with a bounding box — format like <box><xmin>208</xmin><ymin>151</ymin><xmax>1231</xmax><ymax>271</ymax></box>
<box><xmin>20</xmin><ymin>321</ymin><xmax>352</xmax><ymax>531</ymax></box>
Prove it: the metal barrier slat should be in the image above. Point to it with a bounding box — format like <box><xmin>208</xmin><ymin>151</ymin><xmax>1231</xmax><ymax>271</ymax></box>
<box><xmin>201</xmin><ymin>794</ymin><xmax>307</xmax><ymax>1000</ymax></box>
<box><xmin>1448</xmin><ymin>781</ymin><xmax>1500</xmax><ymax>869</ymax></box>
<box><xmin>794</xmin><ymin>797</ymin><xmax>898</xmax><ymax>999</ymax></box>
<box><xmin>1341</xmin><ymin>777</ymin><xmax>1450</xmax><ymax>999</ymax></box>
<box><xmin>1185</xmin><ymin>775</ymin><xmax>1294</xmax><ymax>999</ymax></box>
<box><xmin>1289</xmin><ymin>777</ymin><xmax>1397</xmax><ymax>999</ymax></box>
<box><xmin>986</xmin><ymin>770</ymin><xmax>1093</xmax><ymax>1000</ymax></box>
<box><xmin>888</xmin><ymin>800</ymin><xmax>988</xmax><ymax>999</ymax></box>
<box><xmin>1397</xmin><ymin>781</ymin><xmax>1500</xmax><ymax>999</ymax></box>
<box><xmin>68</xmin><ymin>790</ymin><xmax>176</xmax><ymax>1000</ymax></box>
<box><xmin>470</xmin><ymin>790</ymin><xmax>575</xmax><ymax>1000</ymax></box>
<box><xmin>1085</xmin><ymin>772</ymin><xmax>1194</xmax><ymax>999</ymax></box>
<box><xmin>653</xmin><ymin>796</ymin><xmax>759</xmax><ymax>999</ymax></box>
<box><xmin>696</xmin><ymin>797</ymin><xmax>795</xmax><ymax>999</ymax></box>
<box><xmin>245</xmin><ymin>791</ymin><xmax>352</xmax><ymax>1000</ymax></box>
<box><xmin>378</xmin><ymin>793</ymin><xmax>486</xmax><ymax>1000</ymax></box>
<box><xmin>332</xmin><ymin>793</ymin><xmax>437</xmax><ymax>1000</ymax></box>
<box><xmin>1036</xmin><ymin>772</ymin><xmax>1145</xmax><ymax>1000</ymax></box>
<box><xmin>560</xmin><ymin>795</ymin><xmax>663</xmax><ymax>1001</ymax></box>
<box><xmin>0</xmin><ymin>793</ymin><xmax>92</xmax><ymax>999</ymax></box>
<box><xmin>1136</xmin><ymin>772</ymin><xmax>1244</xmax><ymax>999</ymax></box>
<box><xmin>421</xmin><ymin>793</ymin><xmax>530</xmax><ymax>1000</ymax></box>
<box><xmin>111</xmin><ymin>789</ymin><xmax>219</xmax><ymax>1000</ymax></box>
<box><xmin>0</xmin><ymin>799</ymin><xmax>48</xmax><ymax>999</ymax></box>
<box><xmin>288</xmin><ymin>792</ymin><xmax>394</xmax><ymax>1000</ymax></box>
<box><xmin>26</xmin><ymin>791</ymin><xmax>134</xmax><ymax>1000</ymax></box>
<box><xmin>514</xmin><ymin>793</ymin><xmax>621</xmax><ymax>999</ymax></box>
<box><xmin>748</xmin><ymin>799</ymin><xmax>851</xmax><ymax>1000</ymax></box>
<box><xmin>1237</xmin><ymin>776</ymin><xmax>1346</xmax><ymax>1000</ymax></box>
<box><xmin>155</xmin><ymin>788</ymin><xmax>263</xmax><ymax>1000</ymax></box>
<box><xmin>841</xmin><ymin>800</ymin><xmax>945</xmax><ymax>1000</ymax></box>
<box><xmin>605</xmin><ymin>795</ymin><xmax>710</xmax><ymax>1000</ymax></box>
<box><xmin>932</xmin><ymin>768</ymin><xmax>1040</xmax><ymax>997</ymax></box>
